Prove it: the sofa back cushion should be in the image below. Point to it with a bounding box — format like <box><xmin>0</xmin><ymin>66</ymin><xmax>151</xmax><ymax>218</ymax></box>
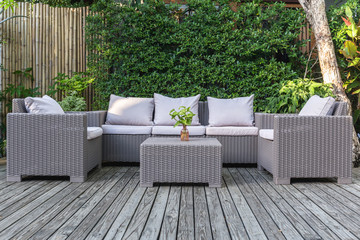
<box><xmin>105</xmin><ymin>94</ymin><xmax>154</xmax><ymax>126</ymax></box>
<box><xmin>207</xmin><ymin>95</ymin><xmax>254</xmax><ymax>126</ymax></box>
<box><xmin>153</xmin><ymin>93</ymin><xmax>200</xmax><ymax>126</ymax></box>
<box><xmin>25</xmin><ymin>95</ymin><xmax>65</xmax><ymax>114</ymax></box>
<box><xmin>299</xmin><ymin>95</ymin><xmax>335</xmax><ymax>116</ymax></box>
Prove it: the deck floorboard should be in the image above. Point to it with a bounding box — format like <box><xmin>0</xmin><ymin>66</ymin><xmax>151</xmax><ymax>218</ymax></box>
<box><xmin>0</xmin><ymin>165</ymin><xmax>359</xmax><ymax>240</ymax></box>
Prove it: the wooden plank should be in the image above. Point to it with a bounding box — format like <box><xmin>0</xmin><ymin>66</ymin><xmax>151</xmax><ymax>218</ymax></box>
<box><xmin>193</xmin><ymin>186</ymin><xmax>212</xmax><ymax>240</ymax></box>
<box><xmin>177</xmin><ymin>186</ymin><xmax>195</xmax><ymax>240</ymax></box>
<box><xmin>103</xmin><ymin>180</ymin><xmax>148</xmax><ymax>239</ymax></box>
<box><xmin>247</xmin><ymin>168</ymin><xmax>322</xmax><ymax>239</ymax></box>
<box><xmin>29</xmin><ymin>167</ymin><xmax>118</xmax><ymax>239</ymax></box>
<box><xmin>238</xmin><ymin>168</ymin><xmax>308</xmax><ymax>240</ymax></box>
<box><xmin>121</xmin><ymin>186</ymin><xmax>159</xmax><ymax>240</ymax></box>
<box><xmin>140</xmin><ymin>186</ymin><xmax>170</xmax><ymax>239</ymax></box>
<box><xmin>67</xmin><ymin>168</ymin><xmax>138</xmax><ymax>239</ymax></box>
<box><xmin>261</xmin><ymin>172</ymin><xmax>358</xmax><ymax>239</ymax></box>
<box><xmin>205</xmin><ymin>187</ymin><xmax>230</xmax><ymax>240</ymax></box>
<box><xmin>85</xmin><ymin>172</ymin><xmax>140</xmax><ymax>240</ymax></box>
<box><xmin>256</xmin><ymin>170</ymin><xmax>341</xmax><ymax>240</ymax></box>
<box><xmin>0</xmin><ymin>181</ymin><xmax>56</xmax><ymax>217</ymax></box>
<box><xmin>159</xmin><ymin>186</ymin><xmax>181</xmax><ymax>240</ymax></box>
<box><xmin>0</xmin><ymin>181</ymin><xmax>69</xmax><ymax>233</ymax></box>
<box><xmin>217</xmin><ymin>181</ymin><xmax>249</xmax><ymax>239</ymax></box>
<box><xmin>228</xmin><ymin>168</ymin><xmax>286</xmax><ymax>240</ymax></box>
<box><xmin>10</xmin><ymin>167</ymin><xmax>111</xmax><ymax>240</ymax></box>
<box><xmin>222</xmin><ymin>169</ymin><xmax>266</xmax><ymax>240</ymax></box>
<box><xmin>0</xmin><ymin>181</ymin><xmax>38</xmax><ymax>204</ymax></box>
<box><xmin>47</xmin><ymin>169</ymin><xmax>129</xmax><ymax>240</ymax></box>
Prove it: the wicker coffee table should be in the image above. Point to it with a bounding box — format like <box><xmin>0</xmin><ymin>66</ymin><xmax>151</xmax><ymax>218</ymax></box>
<box><xmin>140</xmin><ymin>137</ymin><xmax>222</xmax><ymax>187</ymax></box>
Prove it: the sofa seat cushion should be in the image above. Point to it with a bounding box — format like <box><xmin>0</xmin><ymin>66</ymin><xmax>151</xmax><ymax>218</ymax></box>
<box><xmin>87</xmin><ymin>127</ymin><xmax>103</xmax><ymax>140</ymax></box>
<box><xmin>206</xmin><ymin>126</ymin><xmax>258</xmax><ymax>136</ymax></box>
<box><xmin>102</xmin><ymin>125</ymin><xmax>152</xmax><ymax>135</ymax></box>
<box><xmin>152</xmin><ymin>126</ymin><xmax>205</xmax><ymax>136</ymax></box>
<box><xmin>259</xmin><ymin>129</ymin><xmax>274</xmax><ymax>141</ymax></box>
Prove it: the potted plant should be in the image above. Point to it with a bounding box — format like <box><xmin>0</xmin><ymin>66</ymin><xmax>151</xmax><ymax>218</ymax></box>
<box><xmin>169</xmin><ymin>106</ymin><xmax>195</xmax><ymax>141</ymax></box>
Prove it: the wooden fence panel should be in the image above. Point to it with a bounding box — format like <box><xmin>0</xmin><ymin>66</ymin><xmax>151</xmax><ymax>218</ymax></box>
<box><xmin>0</xmin><ymin>3</ymin><xmax>90</xmax><ymax>116</ymax></box>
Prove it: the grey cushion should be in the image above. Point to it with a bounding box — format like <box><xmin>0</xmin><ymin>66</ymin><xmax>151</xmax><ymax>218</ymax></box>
<box><xmin>152</xmin><ymin>126</ymin><xmax>205</xmax><ymax>136</ymax></box>
<box><xmin>153</xmin><ymin>93</ymin><xmax>200</xmax><ymax>126</ymax></box>
<box><xmin>259</xmin><ymin>129</ymin><xmax>274</xmax><ymax>141</ymax></box>
<box><xmin>299</xmin><ymin>95</ymin><xmax>335</xmax><ymax>116</ymax></box>
<box><xmin>102</xmin><ymin>125</ymin><xmax>152</xmax><ymax>135</ymax></box>
<box><xmin>206</xmin><ymin>126</ymin><xmax>258</xmax><ymax>136</ymax></box>
<box><xmin>207</xmin><ymin>95</ymin><xmax>254</xmax><ymax>126</ymax></box>
<box><xmin>25</xmin><ymin>95</ymin><xmax>64</xmax><ymax>114</ymax></box>
<box><xmin>105</xmin><ymin>94</ymin><xmax>154</xmax><ymax>126</ymax></box>
<box><xmin>87</xmin><ymin>127</ymin><xmax>103</xmax><ymax>140</ymax></box>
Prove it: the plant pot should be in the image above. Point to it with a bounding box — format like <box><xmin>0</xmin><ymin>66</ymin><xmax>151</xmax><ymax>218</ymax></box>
<box><xmin>180</xmin><ymin>125</ymin><xmax>189</xmax><ymax>141</ymax></box>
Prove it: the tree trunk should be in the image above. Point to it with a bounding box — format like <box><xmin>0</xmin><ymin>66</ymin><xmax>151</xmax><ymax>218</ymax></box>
<box><xmin>299</xmin><ymin>0</ymin><xmax>360</xmax><ymax>166</ymax></box>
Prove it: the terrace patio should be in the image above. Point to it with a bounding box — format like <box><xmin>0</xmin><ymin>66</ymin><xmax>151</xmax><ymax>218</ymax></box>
<box><xmin>1</xmin><ymin>163</ymin><xmax>360</xmax><ymax>240</ymax></box>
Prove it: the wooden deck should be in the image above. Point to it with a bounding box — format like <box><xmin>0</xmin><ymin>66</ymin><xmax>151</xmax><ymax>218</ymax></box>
<box><xmin>1</xmin><ymin>164</ymin><xmax>360</xmax><ymax>240</ymax></box>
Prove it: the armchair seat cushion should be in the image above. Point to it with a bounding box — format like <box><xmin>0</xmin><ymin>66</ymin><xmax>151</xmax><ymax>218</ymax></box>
<box><xmin>87</xmin><ymin>127</ymin><xmax>103</xmax><ymax>140</ymax></box>
<box><xmin>152</xmin><ymin>126</ymin><xmax>205</xmax><ymax>136</ymax></box>
<box><xmin>206</xmin><ymin>126</ymin><xmax>258</xmax><ymax>136</ymax></box>
<box><xmin>259</xmin><ymin>129</ymin><xmax>274</xmax><ymax>141</ymax></box>
<box><xmin>102</xmin><ymin>125</ymin><xmax>152</xmax><ymax>135</ymax></box>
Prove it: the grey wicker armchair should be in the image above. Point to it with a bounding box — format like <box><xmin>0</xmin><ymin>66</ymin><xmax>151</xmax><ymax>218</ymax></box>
<box><xmin>7</xmin><ymin>99</ymin><xmax>104</xmax><ymax>182</ymax></box>
<box><xmin>255</xmin><ymin>102</ymin><xmax>352</xmax><ymax>184</ymax></box>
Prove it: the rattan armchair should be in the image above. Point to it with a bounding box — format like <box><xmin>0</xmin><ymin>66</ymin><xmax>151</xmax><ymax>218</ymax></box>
<box><xmin>7</xmin><ymin>99</ymin><xmax>103</xmax><ymax>182</ymax></box>
<box><xmin>255</xmin><ymin>102</ymin><xmax>352</xmax><ymax>184</ymax></box>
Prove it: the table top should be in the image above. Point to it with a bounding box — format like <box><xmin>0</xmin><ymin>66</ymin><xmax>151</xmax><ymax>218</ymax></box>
<box><xmin>141</xmin><ymin>137</ymin><xmax>222</xmax><ymax>147</ymax></box>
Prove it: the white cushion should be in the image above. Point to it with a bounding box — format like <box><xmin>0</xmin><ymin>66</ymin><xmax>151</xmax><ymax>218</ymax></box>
<box><xmin>105</xmin><ymin>94</ymin><xmax>154</xmax><ymax>126</ymax></box>
<box><xmin>152</xmin><ymin>126</ymin><xmax>205</xmax><ymax>136</ymax></box>
<box><xmin>87</xmin><ymin>127</ymin><xmax>103</xmax><ymax>140</ymax></box>
<box><xmin>153</xmin><ymin>93</ymin><xmax>200</xmax><ymax>126</ymax></box>
<box><xmin>25</xmin><ymin>95</ymin><xmax>65</xmax><ymax>114</ymax></box>
<box><xmin>259</xmin><ymin>129</ymin><xmax>274</xmax><ymax>141</ymax></box>
<box><xmin>206</xmin><ymin>126</ymin><xmax>258</xmax><ymax>136</ymax></box>
<box><xmin>207</xmin><ymin>95</ymin><xmax>254</xmax><ymax>126</ymax></box>
<box><xmin>102</xmin><ymin>125</ymin><xmax>152</xmax><ymax>135</ymax></box>
<box><xmin>299</xmin><ymin>95</ymin><xmax>335</xmax><ymax>116</ymax></box>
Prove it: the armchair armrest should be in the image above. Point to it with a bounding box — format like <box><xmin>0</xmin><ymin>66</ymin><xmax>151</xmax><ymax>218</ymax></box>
<box><xmin>66</xmin><ymin>111</ymin><xmax>107</xmax><ymax>127</ymax></box>
<box><xmin>272</xmin><ymin>115</ymin><xmax>353</xmax><ymax>178</ymax></box>
<box><xmin>255</xmin><ymin>113</ymin><xmax>297</xmax><ymax>130</ymax></box>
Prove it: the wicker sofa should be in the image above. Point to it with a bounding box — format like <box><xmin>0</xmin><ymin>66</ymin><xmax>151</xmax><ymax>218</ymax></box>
<box><xmin>7</xmin><ymin>99</ymin><xmax>103</xmax><ymax>182</ymax></box>
<box><xmin>255</xmin><ymin>102</ymin><xmax>352</xmax><ymax>184</ymax></box>
<box><xmin>91</xmin><ymin>101</ymin><xmax>258</xmax><ymax>164</ymax></box>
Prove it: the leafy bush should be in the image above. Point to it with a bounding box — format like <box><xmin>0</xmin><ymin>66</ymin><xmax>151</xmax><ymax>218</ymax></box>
<box><xmin>58</xmin><ymin>94</ymin><xmax>87</xmax><ymax>111</ymax></box>
<box><xmin>86</xmin><ymin>0</ymin><xmax>307</xmax><ymax>111</ymax></box>
<box><xmin>266</xmin><ymin>78</ymin><xmax>334</xmax><ymax>113</ymax></box>
<box><xmin>54</xmin><ymin>72</ymin><xmax>94</xmax><ymax>97</ymax></box>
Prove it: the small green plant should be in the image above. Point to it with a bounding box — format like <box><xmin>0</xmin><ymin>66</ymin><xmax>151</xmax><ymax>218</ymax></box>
<box><xmin>58</xmin><ymin>92</ymin><xmax>87</xmax><ymax>111</ymax></box>
<box><xmin>266</xmin><ymin>78</ymin><xmax>334</xmax><ymax>113</ymax></box>
<box><xmin>169</xmin><ymin>106</ymin><xmax>195</xmax><ymax>127</ymax></box>
<box><xmin>54</xmin><ymin>72</ymin><xmax>94</xmax><ymax>97</ymax></box>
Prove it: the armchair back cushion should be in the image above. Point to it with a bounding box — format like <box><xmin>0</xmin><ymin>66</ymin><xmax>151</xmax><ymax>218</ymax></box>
<box><xmin>207</xmin><ymin>95</ymin><xmax>254</xmax><ymax>126</ymax></box>
<box><xmin>105</xmin><ymin>94</ymin><xmax>154</xmax><ymax>126</ymax></box>
<box><xmin>24</xmin><ymin>95</ymin><xmax>65</xmax><ymax>114</ymax></box>
<box><xmin>299</xmin><ymin>95</ymin><xmax>335</xmax><ymax>116</ymax></box>
<box><xmin>153</xmin><ymin>93</ymin><xmax>200</xmax><ymax>126</ymax></box>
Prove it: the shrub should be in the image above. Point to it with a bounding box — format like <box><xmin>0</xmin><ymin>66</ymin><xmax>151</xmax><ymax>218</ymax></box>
<box><xmin>265</xmin><ymin>78</ymin><xmax>334</xmax><ymax>113</ymax></box>
<box><xmin>86</xmin><ymin>0</ymin><xmax>307</xmax><ymax>111</ymax></box>
<box><xmin>58</xmin><ymin>94</ymin><xmax>87</xmax><ymax>111</ymax></box>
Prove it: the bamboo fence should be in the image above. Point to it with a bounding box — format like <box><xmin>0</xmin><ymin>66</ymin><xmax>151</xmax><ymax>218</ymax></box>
<box><xmin>0</xmin><ymin>2</ymin><xmax>311</xmax><ymax>118</ymax></box>
<box><xmin>0</xmin><ymin>3</ymin><xmax>93</xmax><ymax>115</ymax></box>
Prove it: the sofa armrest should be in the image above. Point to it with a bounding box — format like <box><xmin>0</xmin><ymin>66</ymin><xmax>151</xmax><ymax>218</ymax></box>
<box><xmin>66</xmin><ymin>111</ymin><xmax>107</xmax><ymax>127</ymax></box>
<box><xmin>255</xmin><ymin>113</ymin><xmax>298</xmax><ymax>129</ymax></box>
<box><xmin>272</xmin><ymin>115</ymin><xmax>353</xmax><ymax>178</ymax></box>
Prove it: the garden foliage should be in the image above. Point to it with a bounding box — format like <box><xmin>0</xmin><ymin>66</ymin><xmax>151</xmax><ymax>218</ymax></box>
<box><xmin>86</xmin><ymin>0</ymin><xmax>307</xmax><ymax>110</ymax></box>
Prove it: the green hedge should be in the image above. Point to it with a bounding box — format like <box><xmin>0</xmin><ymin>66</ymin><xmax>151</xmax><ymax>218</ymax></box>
<box><xmin>86</xmin><ymin>0</ymin><xmax>307</xmax><ymax>110</ymax></box>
